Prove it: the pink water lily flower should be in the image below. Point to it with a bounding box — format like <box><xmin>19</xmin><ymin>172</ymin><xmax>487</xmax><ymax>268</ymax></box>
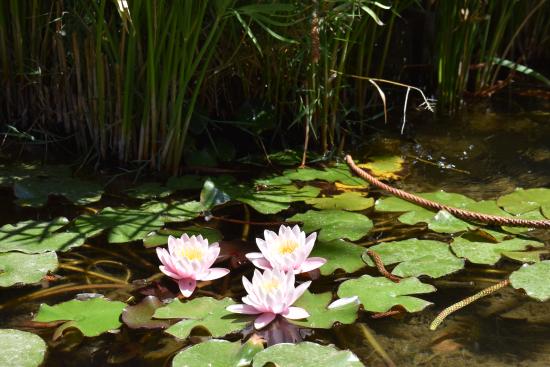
<box><xmin>227</xmin><ymin>268</ymin><xmax>311</xmax><ymax>329</ymax></box>
<box><xmin>156</xmin><ymin>234</ymin><xmax>229</xmax><ymax>297</ymax></box>
<box><xmin>246</xmin><ymin>225</ymin><xmax>326</xmax><ymax>274</ymax></box>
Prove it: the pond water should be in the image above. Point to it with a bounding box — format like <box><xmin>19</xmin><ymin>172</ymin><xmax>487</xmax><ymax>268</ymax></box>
<box><xmin>1</xmin><ymin>100</ymin><xmax>549</xmax><ymax>366</ymax></box>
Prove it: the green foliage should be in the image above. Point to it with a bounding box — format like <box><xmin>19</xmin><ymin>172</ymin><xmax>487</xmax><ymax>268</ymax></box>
<box><xmin>358</xmin><ymin>155</ymin><xmax>404</xmax><ymax>180</ymax></box>
<box><xmin>510</xmin><ymin>261</ymin><xmax>550</xmax><ymax>301</ymax></box>
<box><xmin>0</xmin><ymin>329</ymin><xmax>47</xmax><ymax>367</ymax></box>
<box><xmin>289</xmin><ymin>291</ymin><xmax>359</xmax><ymax>329</ymax></box>
<box><xmin>282</xmin><ymin>165</ymin><xmax>364</xmax><ymax>186</ymax></box>
<box><xmin>306</xmin><ymin>192</ymin><xmax>374</xmax><ymax>211</ymax></box>
<box><xmin>172</xmin><ymin>339</ymin><xmax>264</xmax><ymax>367</ymax></box>
<box><xmin>125</xmin><ymin>182</ymin><xmax>173</xmax><ymax>199</ymax></box>
<box><xmin>140</xmin><ymin>200</ymin><xmax>204</xmax><ymax>223</ymax></box>
<box><xmin>451</xmin><ymin>237</ymin><xmax>545</xmax><ymax>265</ymax></box>
<box><xmin>143</xmin><ymin>226</ymin><xmax>222</xmax><ymax>248</ymax></box>
<box><xmin>497</xmin><ymin>188</ymin><xmax>550</xmax><ymax>215</ymax></box>
<box><xmin>0</xmin><ymin>252</ymin><xmax>58</xmax><ymax>287</ymax></box>
<box><xmin>288</xmin><ymin>210</ymin><xmax>373</xmax><ymax>241</ymax></box>
<box><xmin>311</xmin><ymin>240</ymin><xmax>366</xmax><ymax>275</ymax></box>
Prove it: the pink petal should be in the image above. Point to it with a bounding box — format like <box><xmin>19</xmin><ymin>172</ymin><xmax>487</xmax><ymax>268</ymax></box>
<box><xmin>328</xmin><ymin>296</ymin><xmax>360</xmax><ymax>310</ymax></box>
<box><xmin>177</xmin><ymin>278</ymin><xmax>196</xmax><ymax>298</ymax></box>
<box><xmin>296</xmin><ymin>257</ymin><xmax>326</xmax><ymax>273</ymax></box>
<box><xmin>245</xmin><ymin>253</ymin><xmax>273</xmax><ymax>270</ymax></box>
<box><xmin>226</xmin><ymin>304</ymin><xmax>262</xmax><ymax>315</ymax></box>
<box><xmin>254</xmin><ymin>312</ymin><xmax>277</xmax><ymax>330</ymax></box>
<box><xmin>159</xmin><ymin>265</ymin><xmax>183</xmax><ymax>280</ymax></box>
<box><xmin>290</xmin><ymin>281</ymin><xmax>311</xmax><ymax>305</ymax></box>
<box><xmin>198</xmin><ymin>267</ymin><xmax>229</xmax><ymax>281</ymax></box>
<box><xmin>282</xmin><ymin>306</ymin><xmax>309</xmax><ymax>320</ymax></box>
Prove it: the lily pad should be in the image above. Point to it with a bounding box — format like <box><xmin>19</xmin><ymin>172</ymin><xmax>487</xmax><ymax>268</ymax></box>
<box><xmin>510</xmin><ymin>261</ymin><xmax>550</xmax><ymax>301</ymax></box>
<box><xmin>34</xmin><ymin>297</ymin><xmax>126</xmax><ymax>337</ymax></box>
<box><xmin>268</xmin><ymin>149</ymin><xmax>303</xmax><ymax>166</ymax></box>
<box><xmin>358</xmin><ymin>155</ymin><xmax>404</xmax><ymax>180</ymax></box>
<box><xmin>288</xmin><ymin>210</ymin><xmax>373</xmax><ymax>242</ymax></box>
<box><xmin>140</xmin><ymin>200</ymin><xmax>205</xmax><ymax>223</ymax></box>
<box><xmin>497</xmin><ymin>188</ymin><xmax>550</xmax><ymax>215</ymax></box>
<box><xmin>311</xmin><ymin>240</ymin><xmax>366</xmax><ymax>275</ymax></box>
<box><xmin>337</xmin><ymin>275</ymin><xmax>436</xmax><ymax>313</ymax></box>
<box><xmin>0</xmin><ymin>329</ymin><xmax>47</xmax><ymax>367</ymax></box>
<box><xmin>252</xmin><ymin>342</ymin><xmax>364</xmax><ymax>367</ymax></box>
<box><xmin>451</xmin><ymin>237</ymin><xmax>545</xmax><ymax>265</ymax></box>
<box><xmin>172</xmin><ymin>338</ymin><xmax>264</xmax><ymax>367</ymax></box>
<box><xmin>363</xmin><ymin>239</ymin><xmax>464</xmax><ymax>278</ymax></box>
<box><xmin>0</xmin><ymin>218</ymin><xmax>84</xmax><ymax>253</ymax></box>
<box><xmin>306</xmin><ymin>192</ymin><xmax>374</xmax><ymax>211</ymax></box>
<box><xmin>143</xmin><ymin>226</ymin><xmax>222</xmax><ymax>248</ymax></box>
<box><xmin>289</xmin><ymin>291</ymin><xmax>359</xmax><ymax>329</ymax></box>
<box><xmin>282</xmin><ymin>164</ymin><xmax>364</xmax><ymax>186</ymax></box>
<box><xmin>70</xmin><ymin>207</ymin><xmax>164</xmax><ymax>243</ymax></box>
<box><xmin>125</xmin><ymin>182</ymin><xmax>173</xmax><ymax>199</ymax></box>
<box><xmin>0</xmin><ymin>251</ymin><xmax>58</xmax><ymax>287</ymax></box>
<box><xmin>122</xmin><ymin>296</ymin><xmax>170</xmax><ymax>329</ymax></box>
<box><xmin>153</xmin><ymin>297</ymin><xmax>249</xmax><ymax>339</ymax></box>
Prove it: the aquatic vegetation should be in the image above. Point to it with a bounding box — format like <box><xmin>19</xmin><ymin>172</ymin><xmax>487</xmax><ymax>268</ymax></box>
<box><xmin>0</xmin><ymin>251</ymin><xmax>58</xmax><ymax>287</ymax></box>
<box><xmin>0</xmin><ymin>329</ymin><xmax>47</xmax><ymax>367</ymax></box>
<box><xmin>246</xmin><ymin>225</ymin><xmax>326</xmax><ymax>274</ymax></box>
<box><xmin>156</xmin><ymin>234</ymin><xmax>229</xmax><ymax>297</ymax></box>
<box><xmin>227</xmin><ymin>268</ymin><xmax>311</xmax><ymax>329</ymax></box>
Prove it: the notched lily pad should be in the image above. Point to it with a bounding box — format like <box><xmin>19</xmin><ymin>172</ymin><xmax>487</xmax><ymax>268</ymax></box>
<box><xmin>306</xmin><ymin>192</ymin><xmax>374</xmax><ymax>211</ymax></box>
<box><xmin>358</xmin><ymin>155</ymin><xmax>404</xmax><ymax>180</ymax></box>
<box><xmin>337</xmin><ymin>275</ymin><xmax>436</xmax><ymax>313</ymax></box>
<box><xmin>0</xmin><ymin>251</ymin><xmax>58</xmax><ymax>287</ymax></box>
<box><xmin>122</xmin><ymin>296</ymin><xmax>170</xmax><ymax>329</ymax></box>
<box><xmin>451</xmin><ymin>237</ymin><xmax>545</xmax><ymax>265</ymax></box>
<box><xmin>289</xmin><ymin>291</ymin><xmax>359</xmax><ymax>329</ymax></box>
<box><xmin>311</xmin><ymin>240</ymin><xmax>366</xmax><ymax>275</ymax></box>
<box><xmin>363</xmin><ymin>239</ymin><xmax>464</xmax><ymax>278</ymax></box>
<box><xmin>172</xmin><ymin>338</ymin><xmax>264</xmax><ymax>367</ymax></box>
<box><xmin>510</xmin><ymin>261</ymin><xmax>550</xmax><ymax>301</ymax></box>
<box><xmin>0</xmin><ymin>329</ymin><xmax>47</xmax><ymax>367</ymax></box>
<box><xmin>282</xmin><ymin>164</ymin><xmax>365</xmax><ymax>186</ymax></box>
<box><xmin>497</xmin><ymin>188</ymin><xmax>550</xmax><ymax>215</ymax></box>
<box><xmin>153</xmin><ymin>297</ymin><xmax>249</xmax><ymax>340</ymax></box>
<box><xmin>143</xmin><ymin>226</ymin><xmax>222</xmax><ymax>248</ymax></box>
<box><xmin>141</xmin><ymin>200</ymin><xmax>205</xmax><ymax>223</ymax></box>
<box><xmin>288</xmin><ymin>210</ymin><xmax>373</xmax><ymax>242</ymax></box>
<box><xmin>34</xmin><ymin>297</ymin><xmax>126</xmax><ymax>337</ymax></box>
<box><xmin>252</xmin><ymin>342</ymin><xmax>364</xmax><ymax>367</ymax></box>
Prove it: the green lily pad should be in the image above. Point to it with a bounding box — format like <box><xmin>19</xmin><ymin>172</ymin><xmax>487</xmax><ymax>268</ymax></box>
<box><xmin>311</xmin><ymin>240</ymin><xmax>366</xmax><ymax>275</ymax></box>
<box><xmin>282</xmin><ymin>164</ymin><xmax>364</xmax><ymax>186</ymax></box>
<box><xmin>122</xmin><ymin>296</ymin><xmax>170</xmax><ymax>329</ymax></box>
<box><xmin>125</xmin><ymin>182</ymin><xmax>173</xmax><ymax>199</ymax></box>
<box><xmin>0</xmin><ymin>252</ymin><xmax>58</xmax><ymax>287</ymax></box>
<box><xmin>497</xmin><ymin>188</ymin><xmax>550</xmax><ymax>215</ymax></box>
<box><xmin>289</xmin><ymin>291</ymin><xmax>359</xmax><ymax>329</ymax></box>
<box><xmin>510</xmin><ymin>261</ymin><xmax>550</xmax><ymax>301</ymax></box>
<box><xmin>337</xmin><ymin>275</ymin><xmax>436</xmax><ymax>313</ymax></box>
<box><xmin>0</xmin><ymin>218</ymin><xmax>84</xmax><ymax>253</ymax></box>
<box><xmin>153</xmin><ymin>297</ymin><xmax>249</xmax><ymax>340</ymax></box>
<box><xmin>427</xmin><ymin>210</ymin><xmax>472</xmax><ymax>233</ymax></box>
<box><xmin>34</xmin><ymin>297</ymin><xmax>126</xmax><ymax>337</ymax></box>
<box><xmin>358</xmin><ymin>155</ymin><xmax>404</xmax><ymax>180</ymax></box>
<box><xmin>268</xmin><ymin>149</ymin><xmax>303</xmax><ymax>166</ymax></box>
<box><xmin>70</xmin><ymin>207</ymin><xmax>164</xmax><ymax>243</ymax></box>
<box><xmin>542</xmin><ymin>205</ymin><xmax>550</xmax><ymax>219</ymax></box>
<box><xmin>288</xmin><ymin>210</ymin><xmax>373</xmax><ymax>242</ymax></box>
<box><xmin>451</xmin><ymin>237</ymin><xmax>545</xmax><ymax>265</ymax></box>
<box><xmin>306</xmin><ymin>192</ymin><xmax>374</xmax><ymax>211</ymax></box>
<box><xmin>363</xmin><ymin>239</ymin><xmax>464</xmax><ymax>278</ymax></box>
<box><xmin>501</xmin><ymin>210</ymin><xmax>548</xmax><ymax>234</ymax></box>
<box><xmin>166</xmin><ymin>175</ymin><xmax>205</xmax><ymax>191</ymax></box>
<box><xmin>0</xmin><ymin>329</ymin><xmax>47</xmax><ymax>367</ymax></box>
<box><xmin>252</xmin><ymin>342</ymin><xmax>364</xmax><ymax>367</ymax></box>
<box><xmin>143</xmin><ymin>226</ymin><xmax>222</xmax><ymax>248</ymax></box>
<box><xmin>140</xmin><ymin>200</ymin><xmax>205</xmax><ymax>223</ymax></box>
<box><xmin>172</xmin><ymin>338</ymin><xmax>264</xmax><ymax>367</ymax></box>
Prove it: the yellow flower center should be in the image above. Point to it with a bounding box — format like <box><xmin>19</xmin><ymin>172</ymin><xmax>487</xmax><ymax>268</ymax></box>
<box><xmin>262</xmin><ymin>279</ymin><xmax>280</xmax><ymax>292</ymax></box>
<box><xmin>278</xmin><ymin>239</ymin><xmax>299</xmax><ymax>255</ymax></box>
<box><xmin>181</xmin><ymin>247</ymin><xmax>204</xmax><ymax>261</ymax></box>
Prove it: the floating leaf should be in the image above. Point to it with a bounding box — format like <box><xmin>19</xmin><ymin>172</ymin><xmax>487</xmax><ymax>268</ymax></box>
<box><xmin>143</xmin><ymin>226</ymin><xmax>222</xmax><ymax>248</ymax></box>
<box><xmin>282</xmin><ymin>164</ymin><xmax>364</xmax><ymax>186</ymax></box>
<box><xmin>125</xmin><ymin>182</ymin><xmax>173</xmax><ymax>199</ymax></box>
<box><xmin>510</xmin><ymin>261</ymin><xmax>550</xmax><ymax>301</ymax></box>
<box><xmin>0</xmin><ymin>218</ymin><xmax>84</xmax><ymax>253</ymax></box>
<box><xmin>172</xmin><ymin>338</ymin><xmax>264</xmax><ymax>367</ymax></box>
<box><xmin>268</xmin><ymin>149</ymin><xmax>302</xmax><ymax>166</ymax></box>
<box><xmin>289</xmin><ymin>291</ymin><xmax>359</xmax><ymax>329</ymax></box>
<box><xmin>153</xmin><ymin>297</ymin><xmax>249</xmax><ymax>339</ymax></box>
<box><xmin>427</xmin><ymin>210</ymin><xmax>472</xmax><ymax>233</ymax></box>
<box><xmin>363</xmin><ymin>239</ymin><xmax>464</xmax><ymax>278</ymax></box>
<box><xmin>0</xmin><ymin>252</ymin><xmax>58</xmax><ymax>287</ymax></box>
<box><xmin>140</xmin><ymin>200</ymin><xmax>204</xmax><ymax>223</ymax></box>
<box><xmin>288</xmin><ymin>210</ymin><xmax>373</xmax><ymax>242</ymax></box>
<box><xmin>451</xmin><ymin>237</ymin><xmax>544</xmax><ymax>265</ymax></box>
<box><xmin>337</xmin><ymin>275</ymin><xmax>436</xmax><ymax>313</ymax></box>
<box><xmin>34</xmin><ymin>297</ymin><xmax>126</xmax><ymax>337</ymax></box>
<box><xmin>358</xmin><ymin>155</ymin><xmax>404</xmax><ymax>180</ymax></box>
<box><xmin>122</xmin><ymin>296</ymin><xmax>170</xmax><ymax>329</ymax></box>
<box><xmin>0</xmin><ymin>329</ymin><xmax>47</xmax><ymax>367</ymax></box>
<box><xmin>501</xmin><ymin>210</ymin><xmax>548</xmax><ymax>234</ymax></box>
<box><xmin>252</xmin><ymin>342</ymin><xmax>364</xmax><ymax>367</ymax></box>
<box><xmin>71</xmin><ymin>207</ymin><xmax>164</xmax><ymax>243</ymax></box>
<box><xmin>497</xmin><ymin>188</ymin><xmax>550</xmax><ymax>215</ymax></box>
<box><xmin>306</xmin><ymin>192</ymin><xmax>374</xmax><ymax>211</ymax></box>
<box><xmin>311</xmin><ymin>240</ymin><xmax>366</xmax><ymax>275</ymax></box>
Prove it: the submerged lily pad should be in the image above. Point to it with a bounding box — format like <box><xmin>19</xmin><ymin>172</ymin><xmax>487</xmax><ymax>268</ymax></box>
<box><xmin>497</xmin><ymin>188</ymin><xmax>550</xmax><ymax>215</ymax></box>
<box><xmin>172</xmin><ymin>338</ymin><xmax>264</xmax><ymax>367</ymax></box>
<box><xmin>0</xmin><ymin>251</ymin><xmax>58</xmax><ymax>287</ymax></box>
<box><xmin>510</xmin><ymin>261</ymin><xmax>550</xmax><ymax>301</ymax></box>
<box><xmin>252</xmin><ymin>342</ymin><xmax>364</xmax><ymax>367</ymax></box>
<box><xmin>451</xmin><ymin>237</ymin><xmax>545</xmax><ymax>265</ymax></box>
<box><xmin>125</xmin><ymin>182</ymin><xmax>173</xmax><ymax>199</ymax></box>
<box><xmin>363</xmin><ymin>239</ymin><xmax>464</xmax><ymax>278</ymax></box>
<box><xmin>122</xmin><ymin>296</ymin><xmax>170</xmax><ymax>329</ymax></box>
<box><xmin>34</xmin><ymin>297</ymin><xmax>126</xmax><ymax>337</ymax></box>
<box><xmin>153</xmin><ymin>297</ymin><xmax>249</xmax><ymax>340</ymax></box>
<box><xmin>143</xmin><ymin>226</ymin><xmax>222</xmax><ymax>248</ymax></box>
<box><xmin>71</xmin><ymin>207</ymin><xmax>164</xmax><ymax>243</ymax></box>
<box><xmin>311</xmin><ymin>240</ymin><xmax>366</xmax><ymax>275</ymax></box>
<box><xmin>0</xmin><ymin>329</ymin><xmax>47</xmax><ymax>367</ymax></box>
<box><xmin>337</xmin><ymin>275</ymin><xmax>436</xmax><ymax>313</ymax></box>
<box><xmin>306</xmin><ymin>192</ymin><xmax>374</xmax><ymax>211</ymax></box>
<box><xmin>0</xmin><ymin>218</ymin><xmax>84</xmax><ymax>253</ymax></box>
<box><xmin>288</xmin><ymin>210</ymin><xmax>373</xmax><ymax>242</ymax></box>
<box><xmin>358</xmin><ymin>155</ymin><xmax>404</xmax><ymax>180</ymax></box>
<box><xmin>289</xmin><ymin>291</ymin><xmax>359</xmax><ymax>329</ymax></box>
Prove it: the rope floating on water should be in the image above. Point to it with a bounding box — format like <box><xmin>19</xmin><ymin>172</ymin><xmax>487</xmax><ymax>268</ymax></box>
<box><xmin>345</xmin><ymin>155</ymin><xmax>550</xmax><ymax>229</ymax></box>
<box><xmin>366</xmin><ymin>250</ymin><xmax>401</xmax><ymax>283</ymax></box>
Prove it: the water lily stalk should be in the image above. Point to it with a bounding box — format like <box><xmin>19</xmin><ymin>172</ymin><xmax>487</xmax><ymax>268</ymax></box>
<box><xmin>430</xmin><ymin>279</ymin><xmax>510</xmax><ymax>331</ymax></box>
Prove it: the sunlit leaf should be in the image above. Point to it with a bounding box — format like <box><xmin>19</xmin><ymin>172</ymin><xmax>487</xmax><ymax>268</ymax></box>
<box><xmin>0</xmin><ymin>251</ymin><xmax>57</xmax><ymax>287</ymax></box>
<box><xmin>172</xmin><ymin>338</ymin><xmax>264</xmax><ymax>367</ymax></box>
<box><xmin>282</xmin><ymin>164</ymin><xmax>365</xmax><ymax>186</ymax></box>
<box><xmin>288</xmin><ymin>210</ymin><xmax>373</xmax><ymax>241</ymax></box>
<box><xmin>311</xmin><ymin>239</ymin><xmax>366</xmax><ymax>275</ymax></box>
<box><xmin>0</xmin><ymin>329</ymin><xmax>47</xmax><ymax>367</ymax></box>
<box><xmin>497</xmin><ymin>188</ymin><xmax>550</xmax><ymax>215</ymax></box>
<box><xmin>289</xmin><ymin>291</ymin><xmax>359</xmax><ymax>329</ymax></box>
<box><xmin>140</xmin><ymin>200</ymin><xmax>204</xmax><ymax>223</ymax></box>
<box><xmin>358</xmin><ymin>155</ymin><xmax>404</xmax><ymax>180</ymax></box>
<box><xmin>451</xmin><ymin>237</ymin><xmax>544</xmax><ymax>265</ymax></box>
<box><xmin>125</xmin><ymin>182</ymin><xmax>173</xmax><ymax>199</ymax></box>
<box><xmin>510</xmin><ymin>261</ymin><xmax>550</xmax><ymax>301</ymax></box>
<box><xmin>306</xmin><ymin>192</ymin><xmax>374</xmax><ymax>211</ymax></box>
<box><xmin>143</xmin><ymin>226</ymin><xmax>222</xmax><ymax>248</ymax></box>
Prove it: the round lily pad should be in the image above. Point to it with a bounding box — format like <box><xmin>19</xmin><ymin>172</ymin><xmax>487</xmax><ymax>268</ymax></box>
<box><xmin>306</xmin><ymin>192</ymin><xmax>374</xmax><ymax>211</ymax></box>
<box><xmin>497</xmin><ymin>188</ymin><xmax>550</xmax><ymax>215</ymax></box>
<box><xmin>289</xmin><ymin>291</ymin><xmax>359</xmax><ymax>329</ymax></box>
<box><xmin>0</xmin><ymin>329</ymin><xmax>47</xmax><ymax>367</ymax></box>
<box><xmin>143</xmin><ymin>226</ymin><xmax>222</xmax><ymax>248</ymax></box>
<box><xmin>451</xmin><ymin>237</ymin><xmax>544</xmax><ymax>265</ymax></box>
<box><xmin>172</xmin><ymin>338</ymin><xmax>264</xmax><ymax>367</ymax></box>
<box><xmin>125</xmin><ymin>182</ymin><xmax>173</xmax><ymax>199</ymax></box>
<box><xmin>311</xmin><ymin>240</ymin><xmax>366</xmax><ymax>275</ymax></box>
<box><xmin>282</xmin><ymin>164</ymin><xmax>364</xmax><ymax>186</ymax></box>
<box><xmin>0</xmin><ymin>251</ymin><xmax>58</xmax><ymax>287</ymax></box>
<box><xmin>288</xmin><ymin>210</ymin><xmax>373</xmax><ymax>242</ymax></box>
<box><xmin>358</xmin><ymin>155</ymin><xmax>404</xmax><ymax>180</ymax></box>
<box><xmin>510</xmin><ymin>261</ymin><xmax>550</xmax><ymax>301</ymax></box>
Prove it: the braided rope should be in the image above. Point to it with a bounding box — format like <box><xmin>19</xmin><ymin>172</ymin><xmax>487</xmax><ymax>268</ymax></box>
<box><xmin>345</xmin><ymin>155</ymin><xmax>550</xmax><ymax>229</ymax></box>
<box><xmin>366</xmin><ymin>250</ymin><xmax>401</xmax><ymax>283</ymax></box>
